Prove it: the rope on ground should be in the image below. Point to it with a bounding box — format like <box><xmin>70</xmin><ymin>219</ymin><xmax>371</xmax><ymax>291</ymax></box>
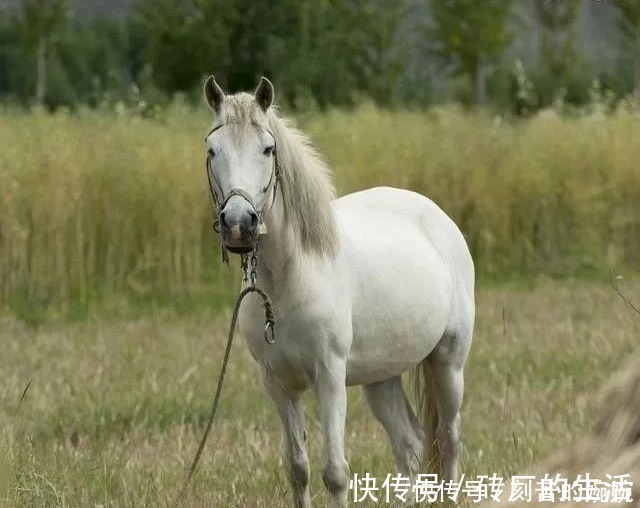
<box><xmin>175</xmin><ymin>285</ymin><xmax>275</xmax><ymax>504</ymax></box>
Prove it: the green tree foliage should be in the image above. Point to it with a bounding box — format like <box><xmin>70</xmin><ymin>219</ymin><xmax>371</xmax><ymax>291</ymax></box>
<box><xmin>17</xmin><ymin>0</ymin><xmax>69</xmax><ymax>104</ymax></box>
<box><xmin>0</xmin><ymin>10</ymin><xmax>141</xmax><ymax>108</ymax></box>
<box><xmin>0</xmin><ymin>13</ymin><xmax>25</xmax><ymax>101</ymax></box>
<box><xmin>534</xmin><ymin>0</ymin><xmax>590</xmax><ymax>107</ymax></box>
<box><xmin>133</xmin><ymin>0</ymin><xmax>235</xmax><ymax>95</ymax></box>
<box><xmin>0</xmin><ymin>0</ymin><xmax>637</xmax><ymax>111</ymax></box>
<box><xmin>133</xmin><ymin>0</ymin><xmax>408</xmax><ymax>108</ymax></box>
<box><xmin>341</xmin><ymin>0</ymin><xmax>409</xmax><ymax>105</ymax></box>
<box><xmin>428</xmin><ymin>0</ymin><xmax>514</xmax><ymax>104</ymax></box>
<box><xmin>613</xmin><ymin>0</ymin><xmax>640</xmax><ymax>105</ymax></box>
<box><xmin>53</xmin><ymin>17</ymin><xmax>139</xmax><ymax>106</ymax></box>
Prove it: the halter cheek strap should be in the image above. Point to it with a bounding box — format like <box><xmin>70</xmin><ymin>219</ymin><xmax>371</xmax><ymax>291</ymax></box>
<box><xmin>205</xmin><ymin>124</ymin><xmax>280</xmax><ymax>263</ymax></box>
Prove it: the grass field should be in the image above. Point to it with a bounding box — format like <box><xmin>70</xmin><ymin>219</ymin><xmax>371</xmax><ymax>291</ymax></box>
<box><xmin>1</xmin><ymin>103</ymin><xmax>639</xmax><ymax>506</ymax></box>
<box><xmin>1</xmin><ymin>105</ymin><xmax>639</xmax><ymax>321</ymax></box>
<box><xmin>2</xmin><ymin>278</ymin><xmax>638</xmax><ymax>507</ymax></box>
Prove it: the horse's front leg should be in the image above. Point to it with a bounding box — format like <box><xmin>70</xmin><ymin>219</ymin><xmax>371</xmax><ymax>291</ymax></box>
<box><xmin>263</xmin><ymin>371</ymin><xmax>311</xmax><ymax>508</ymax></box>
<box><xmin>314</xmin><ymin>355</ymin><xmax>350</xmax><ymax>507</ymax></box>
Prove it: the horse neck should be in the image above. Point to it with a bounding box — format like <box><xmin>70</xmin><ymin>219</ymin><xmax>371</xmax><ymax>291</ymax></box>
<box><xmin>254</xmin><ymin>119</ymin><xmax>337</xmax><ymax>289</ymax></box>
<box><xmin>255</xmin><ymin>191</ymin><xmax>293</xmax><ymax>291</ymax></box>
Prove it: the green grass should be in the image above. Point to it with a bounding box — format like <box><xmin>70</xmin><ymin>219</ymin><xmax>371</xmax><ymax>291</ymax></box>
<box><xmin>1</xmin><ymin>104</ymin><xmax>639</xmax><ymax>320</ymax></box>
<box><xmin>1</xmin><ymin>279</ymin><xmax>638</xmax><ymax>507</ymax></box>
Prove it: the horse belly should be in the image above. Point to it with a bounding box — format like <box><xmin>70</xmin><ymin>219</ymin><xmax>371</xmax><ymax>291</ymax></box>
<box><xmin>344</xmin><ymin>238</ymin><xmax>453</xmax><ymax>386</ymax></box>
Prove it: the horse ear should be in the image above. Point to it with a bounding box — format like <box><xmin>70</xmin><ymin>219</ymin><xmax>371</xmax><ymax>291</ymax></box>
<box><xmin>204</xmin><ymin>75</ymin><xmax>225</xmax><ymax>113</ymax></box>
<box><xmin>255</xmin><ymin>76</ymin><xmax>274</xmax><ymax>112</ymax></box>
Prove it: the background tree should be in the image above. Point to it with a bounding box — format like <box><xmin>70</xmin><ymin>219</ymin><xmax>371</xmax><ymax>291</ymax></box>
<box><xmin>133</xmin><ymin>0</ymin><xmax>408</xmax><ymax>108</ymax></box>
<box><xmin>258</xmin><ymin>0</ymin><xmax>358</xmax><ymax>108</ymax></box>
<box><xmin>134</xmin><ymin>0</ymin><xmax>236</xmax><ymax>95</ymax></box>
<box><xmin>18</xmin><ymin>0</ymin><xmax>69</xmax><ymax>105</ymax></box>
<box><xmin>534</xmin><ymin>0</ymin><xmax>588</xmax><ymax>106</ymax></box>
<box><xmin>0</xmin><ymin>0</ymin><xmax>632</xmax><ymax>112</ymax></box>
<box><xmin>342</xmin><ymin>0</ymin><xmax>409</xmax><ymax>106</ymax></box>
<box><xmin>613</xmin><ymin>0</ymin><xmax>640</xmax><ymax>107</ymax></box>
<box><xmin>428</xmin><ymin>0</ymin><xmax>514</xmax><ymax>104</ymax></box>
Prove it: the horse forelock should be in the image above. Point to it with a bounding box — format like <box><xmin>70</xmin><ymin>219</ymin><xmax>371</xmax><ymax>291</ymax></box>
<box><xmin>216</xmin><ymin>93</ymin><xmax>268</xmax><ymax>138</ymax></box>
<box><xmin>214</xmin><ymin>93</ymin><xmax>338</xmax><ymax>258</ymax></box>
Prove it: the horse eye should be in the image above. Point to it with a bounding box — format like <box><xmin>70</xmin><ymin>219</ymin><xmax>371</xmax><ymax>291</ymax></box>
<box><xmin>263</xmin><ymin>146</ymin><xmax>275</xmax><ymax>156</ymax></box>
<box><xmin>208</xmin><ymin>148</ymin><xmax>216</xmax><ymax>158</ymax></box>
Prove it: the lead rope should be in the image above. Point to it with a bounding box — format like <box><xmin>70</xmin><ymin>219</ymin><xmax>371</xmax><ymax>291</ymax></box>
<box><xmin>175</xmin><ymin>163</ymin><xmax>278</xmax><ymax>503</ymax></box>
<box><xmin>175</xmin><ymin>266</ymin><xmax>274</xmax><ymax>503</ymax></box>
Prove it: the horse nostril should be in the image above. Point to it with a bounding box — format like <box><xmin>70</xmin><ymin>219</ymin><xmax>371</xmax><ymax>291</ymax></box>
<box><xmin>249</xmin><ymin>211</ymin><xmax>259</xmax><ymax>228</ymax></box>
<box><xmin>220</xmin><ymin>211</ymin><xmax>228</xmax><ymax>228</ymax></box>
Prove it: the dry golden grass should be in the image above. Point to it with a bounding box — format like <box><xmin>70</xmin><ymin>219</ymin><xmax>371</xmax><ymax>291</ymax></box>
<box><xmin>1</xmin><ymin>279</ymin><xmax>638</xmax><ymax>507</ymax></box>
<box><xmin>1</xmin><ymin>105</ymin><xmax>639</xmax><ymax>320</ymax></box>
<box><xmin>481</xmin><ymin>348</ymin><xmax>640</xmax><ymax>508</ymax></box>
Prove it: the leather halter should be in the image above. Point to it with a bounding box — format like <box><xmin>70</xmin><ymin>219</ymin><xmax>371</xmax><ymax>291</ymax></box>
<box><xmin>205</xmin><ymin>123</ymin><xmax>280</xmax><ymax>261</ymax></box>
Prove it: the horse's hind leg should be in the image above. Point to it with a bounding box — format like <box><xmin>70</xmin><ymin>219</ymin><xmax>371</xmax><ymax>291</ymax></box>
<box><xmin>430</xmin><ymin>327</ymin><xmax>471</xmax><ymax>482</ymax></box>
<box><xmin>363</xmin><ymin>376</ymin><xmax>424</xmax><ymax>476</ymax></box>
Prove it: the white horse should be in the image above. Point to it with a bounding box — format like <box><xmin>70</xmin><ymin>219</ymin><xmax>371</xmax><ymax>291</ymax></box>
<box><xmin>203</xmin><ymin>76</ymin><xmax>475</xmax><ymax>507</ymax></box>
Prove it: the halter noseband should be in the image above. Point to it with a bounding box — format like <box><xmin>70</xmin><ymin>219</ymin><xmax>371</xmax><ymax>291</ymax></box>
<box><xmin>205</xmin><ymin>123</ymin><xmax>280</xmax><ymax>262</ymax></box>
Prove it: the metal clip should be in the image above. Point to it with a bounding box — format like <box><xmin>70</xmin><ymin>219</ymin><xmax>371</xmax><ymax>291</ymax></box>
<box><xmin>264</xmin><ymin>321</ymin><xmax>275</xmax><ymax>344</ymax></box>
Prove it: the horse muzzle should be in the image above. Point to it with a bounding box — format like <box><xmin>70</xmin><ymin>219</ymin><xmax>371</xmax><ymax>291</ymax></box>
<box><xmin>218</xmin><ymin>200</ymin><xmax>260</xmax><ymax>254</ymax></box>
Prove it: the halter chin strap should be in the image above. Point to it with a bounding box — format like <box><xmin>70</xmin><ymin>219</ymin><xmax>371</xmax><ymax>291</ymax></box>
<box><xmin>205</xmin><ymin>124</ymin><xmax>280</xmax><ymax>263</ymax></box>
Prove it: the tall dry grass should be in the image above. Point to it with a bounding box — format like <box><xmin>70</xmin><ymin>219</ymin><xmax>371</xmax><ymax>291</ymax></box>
<box><xmin>307</xmin><ymin>105</ymin><xmax>640</xmax><ymax>278</ymax></box>
<box><xmin>1</xmin><ymin>104</ymin><xmax>639</xmax><ymax>317</ymax></box>
<box><xmin>1</xmin><ymin>280</ymin><xmax>638</xmax><ymax>507</ymax></box>
<box><xmin>0</xmin><ymin>105</ymin><xmax>221</xmax><ymax>319</ymax></box>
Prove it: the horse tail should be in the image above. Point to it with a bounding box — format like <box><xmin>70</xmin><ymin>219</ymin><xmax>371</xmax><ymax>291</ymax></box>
<box><xmin>412</xmin><ymin>355</ymin><xmax>443</xmax><ymax>479</ymax></box>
